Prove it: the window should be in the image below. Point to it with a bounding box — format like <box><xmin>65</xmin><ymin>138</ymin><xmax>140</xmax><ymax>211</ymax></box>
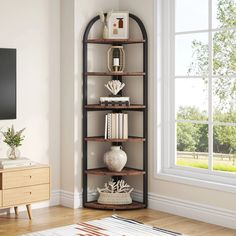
<box><xmin>158</xmin><ymin>0</ymin><xmax>236</xmax><ymax>187</ymax></box>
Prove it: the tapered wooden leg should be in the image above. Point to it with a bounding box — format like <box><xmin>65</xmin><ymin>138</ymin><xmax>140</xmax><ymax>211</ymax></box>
<box><xmin>14</xmin><ymin>206</ymin><xmax>18</xmax><ymax>216</ymax></box>
<box><xmin>26</xmin><ymin>204</ymin><xmax>32</xmax><ymax>220</ymax></box>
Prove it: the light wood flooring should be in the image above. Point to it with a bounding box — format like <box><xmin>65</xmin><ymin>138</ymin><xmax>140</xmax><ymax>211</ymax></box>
<box><xmin>0</xmin><ymin>206</ymin><xmax>235</xmax><ymax>236</ymax></box>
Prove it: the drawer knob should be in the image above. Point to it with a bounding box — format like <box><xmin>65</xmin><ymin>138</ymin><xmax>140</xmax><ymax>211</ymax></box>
<box><xmin>24</xmin><ymin>175</ymin><xmax>32</xmax><ymax>178</ymax></box>
<box><xmin>24</xmin><ymin>191</ymin><xmax>32</xmax><ymax>195</ymax></box>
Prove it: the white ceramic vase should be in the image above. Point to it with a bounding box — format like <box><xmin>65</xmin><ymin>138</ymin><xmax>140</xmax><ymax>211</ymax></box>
<box><xmin>103</xmin><ymin>25</ymin><xmax>109</xmax><ymax>39</ymax></box>
<box><xmin>104</xmin><ymin>146</ymin><xmax>127</xmax><ymax>172</ymax></box>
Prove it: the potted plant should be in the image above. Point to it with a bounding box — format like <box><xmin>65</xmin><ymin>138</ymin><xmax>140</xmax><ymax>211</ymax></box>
<box><xmin>1</xmin><ymin>125</ymin><xmax>25</xmax><ymax>159</ymax></box>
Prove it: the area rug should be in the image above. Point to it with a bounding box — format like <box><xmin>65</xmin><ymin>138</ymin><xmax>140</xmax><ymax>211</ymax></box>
<box><xmin>24</xmin><ymin>215</ymin><xmax>183</xmax><ymax>236</ymax></box>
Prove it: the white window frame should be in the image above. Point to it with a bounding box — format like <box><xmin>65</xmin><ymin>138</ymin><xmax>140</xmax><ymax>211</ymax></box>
<box><xmin>154</xmin><ymin>0</ymin><xmax>236</xmax><ymax>193</ymax></box>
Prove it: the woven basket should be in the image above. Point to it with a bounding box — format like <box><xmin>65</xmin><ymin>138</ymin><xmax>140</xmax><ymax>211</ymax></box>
<box><xmin>98</xmin><ymin>192</ymin><xmax>132</xmax><ymax>205</ymax></box>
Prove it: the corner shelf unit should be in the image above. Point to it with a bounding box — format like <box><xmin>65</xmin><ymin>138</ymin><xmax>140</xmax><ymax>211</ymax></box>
<box><xmin>83</xmin><ymin>13</ymin><xmax>148</xmax><ymax>210</ymax></box>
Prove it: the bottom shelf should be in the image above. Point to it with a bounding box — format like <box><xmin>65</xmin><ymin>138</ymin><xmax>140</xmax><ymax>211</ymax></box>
<box><xmin>84</xmin><ymin>201</ymin><xmax>146</xmax><ymax>210</ymax></box>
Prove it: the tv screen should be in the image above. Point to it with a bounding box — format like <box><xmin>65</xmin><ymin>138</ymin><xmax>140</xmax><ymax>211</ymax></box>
<box><xmin>0</xmin><ymin>48</ymin><xmax>16</xmax><ymax>119</ymax></box>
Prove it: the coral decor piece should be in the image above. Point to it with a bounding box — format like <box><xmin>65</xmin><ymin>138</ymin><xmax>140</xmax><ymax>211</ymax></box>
<box><xmin>98</xmin><ymin>179</ymin><xmax>133</xmax><ymax>194</ymax></box>
<box><xmin>97</xmin><ymin>179</ymin><xmax>133</xmax><ymax>205</ymax></box>
<box><xmin>105</xmin><ymin>80</ymin><xmax>125</xmax><ymax>96</ymax></box>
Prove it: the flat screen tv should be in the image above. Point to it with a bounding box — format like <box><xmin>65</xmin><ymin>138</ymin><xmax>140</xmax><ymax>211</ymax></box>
<box><xmin>0</xmin><ymin>48</ymin><xmax>16</xmax><ymax>120</ymax></box>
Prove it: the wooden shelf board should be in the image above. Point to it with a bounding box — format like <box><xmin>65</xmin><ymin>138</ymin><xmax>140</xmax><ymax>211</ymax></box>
<box><xmin>85</xmin><ymin>72</ymin><xmax>145</xmax><ymax>76</ymax></box>
<box><xmin>85</xmin><ymin>39</ymin><xmax>145</xmax><ymax>44</ymax></box>
<box><xmin>85</xmin><ymin>167</ymin><xmax>145</xmax><ymax>176</ymax></box>
<box><xmin>84</xmin><ymin>201</ymin><xmax>146</xmax><ymax>210</ymax></box>
<box><xmin>85</xmin><ymin>104</ymin><xmax>146</xmax><ymax>110</ymax></box>
<box><xmin>84</xmin><ymin>136</ymin><xmax>145</xmax><ymax>142</ymax></box>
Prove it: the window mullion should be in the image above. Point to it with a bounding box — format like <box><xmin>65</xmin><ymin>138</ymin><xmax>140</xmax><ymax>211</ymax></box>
<box><xmin>208</xmin><ymin>0</ymin><xmax>213</xmax><ymax>172</ymax></box>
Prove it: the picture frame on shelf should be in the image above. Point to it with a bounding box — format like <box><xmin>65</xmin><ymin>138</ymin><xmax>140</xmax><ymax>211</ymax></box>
<box><xmin>108</xmin><ymin>12</ymin><xmax>129</xmax><ymax>39</ymax></box>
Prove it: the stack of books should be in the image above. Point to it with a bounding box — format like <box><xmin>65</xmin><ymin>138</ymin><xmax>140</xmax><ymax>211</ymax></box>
<box><xmin>105</xmin><ymin>113</ymin><xmax>128</xmax><ymax>139</ymax></box>
<box><xmin>0</xmin><ymin>158</ymin><xmax>35</xmax><ymax>169</ymax></box>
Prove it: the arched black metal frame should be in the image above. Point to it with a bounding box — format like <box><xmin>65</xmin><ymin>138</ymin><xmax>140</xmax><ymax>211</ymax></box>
<box><xmin>82</xmin><ymin>13</ymin><xmax>148</xmax><ymax>209</ymax></box>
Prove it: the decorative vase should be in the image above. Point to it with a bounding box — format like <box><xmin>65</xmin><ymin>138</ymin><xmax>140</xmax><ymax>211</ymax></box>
<box><xmin>103</xmin><ymin>25</ymin><xmax>109</xmax><ymax>39</ymax></box>
<box><xmin>104</xmin><ymin>146</ymin><xmax>127</xmax><ymax>172</ymax></box>
<box><xmin>7</xmin><ymin>146</ymin><xmax>20</xmax><ymax>160</ymax></box>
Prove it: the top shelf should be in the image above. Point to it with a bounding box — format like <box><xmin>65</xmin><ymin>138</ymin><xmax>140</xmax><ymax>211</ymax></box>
<box><xmin>84</xmin><ymin>39</ymin><xmax>146</xmax><ymax>45</ymax></box>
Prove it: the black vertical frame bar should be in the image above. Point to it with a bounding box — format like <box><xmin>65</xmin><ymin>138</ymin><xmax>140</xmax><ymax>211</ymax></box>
<box><xmin>129</xmin><ymin>14</ymin><xmax>148</xmax><ymax>208</ymax></box>
<box><xmin>82</xmin><ymin>14</ymin><xmax>148</xmax><ymax>208</ymax></box>
<box><xmin>82</xmin><ymin>16</ymin><xmax>100</xmax><ymax>206</ymax></box>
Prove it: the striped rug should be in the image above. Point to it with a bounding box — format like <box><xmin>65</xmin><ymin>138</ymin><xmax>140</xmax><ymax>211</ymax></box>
<box><xmin>24</xmin><ymin>215</ymin><xmax>183</xmax><ymax>236</ymax></box>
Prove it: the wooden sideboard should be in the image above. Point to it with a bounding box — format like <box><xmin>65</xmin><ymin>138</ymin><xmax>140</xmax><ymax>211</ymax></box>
<box><xmin>0</xmin><ymin>164</ymin><xmax>50</xmax><ymax>219</ymax></box>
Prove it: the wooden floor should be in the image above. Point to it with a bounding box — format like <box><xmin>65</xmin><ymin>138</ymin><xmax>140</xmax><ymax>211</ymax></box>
<box><xmin>0</xmin><ymin>206</ymin><xmax>235</xmax><ymax>236</ymax></box>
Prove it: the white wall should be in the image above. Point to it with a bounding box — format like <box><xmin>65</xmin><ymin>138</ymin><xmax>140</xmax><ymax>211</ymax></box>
<box><xmin>0</xmin><ymin>0</ymin><xmax>60</xmax><ymax>196</ymax></box>
<box><xmin>60</xmin><ymin>0</ymin><xmax>119</xmax><ymax>207</ymax></box>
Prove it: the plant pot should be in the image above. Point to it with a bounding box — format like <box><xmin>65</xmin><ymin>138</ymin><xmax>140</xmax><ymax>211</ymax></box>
<box><xmin>104</xmin><ymin>146</ymin><xmax>127</xmax><ymax>172</ymax></box>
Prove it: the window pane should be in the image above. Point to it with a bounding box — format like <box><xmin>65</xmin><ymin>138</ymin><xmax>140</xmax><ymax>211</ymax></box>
<box><xmin>175</xmin><ymin>0</ymin><xmax>208</xmax><ymax>32</ymax></box>
<box><xmin>212</xmin><ymin>0</ymin><xmax>236</xmax><ymax>29</ymax></box>
<box><xmin>176</xmin><ymin>123</ymin><xmax>208</xmax><ymax>169</ymax></box>
<box><xmin>213</xmin><ymin>30</ymin><xmax>236</xmax><ymax>76</ymax></box>
<box><xmin>213</xmin><ymin>77</ymin><xmax>236</xmax><ymax>123</ymax></box>
<box><xmin>175</xmin><ymin>33</ymin><xmax>209</xmax><ymax>76</ymax></box>
<box><xmin>213</xmin><ymin>125</ymin><xmax>236</xmax><ymax>172</ymax></box>
<box><xmin>175</xmin><ymin>78</ymin><xmax>208</xmax><ymax>120</ymax></box>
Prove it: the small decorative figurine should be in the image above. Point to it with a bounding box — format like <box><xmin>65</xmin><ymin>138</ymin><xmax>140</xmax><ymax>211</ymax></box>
<box><xmin>99</xmin><ymin>11</ymin><xmax>113</xmax><ymax>39</ymax></box>
<box><xmin>105</xmin><ymin>80</ymin><xmax>125</xmax><ymax>96</ymax></box>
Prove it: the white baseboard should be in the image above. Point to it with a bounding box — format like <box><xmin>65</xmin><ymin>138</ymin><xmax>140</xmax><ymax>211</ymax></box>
<box><xmin>132</xmin><ymin>190</ymin><xmax>236</xmax><ymax>230</ymax></box>
<box><xmin>60</xmin><ymin>190</ymin><xmax>83</xmax><ymax>209</ymax></box>
<box><xmin>2</xmin><ymin>188</ymin><xmax>235</xmax><ymax>230</ymax></box>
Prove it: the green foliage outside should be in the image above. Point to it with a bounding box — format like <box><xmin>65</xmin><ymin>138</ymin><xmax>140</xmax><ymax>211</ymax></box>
<box><xmin>177</xmin><ymin>0</ymin><xmax>236</xmax><ymax>172</ymax></box>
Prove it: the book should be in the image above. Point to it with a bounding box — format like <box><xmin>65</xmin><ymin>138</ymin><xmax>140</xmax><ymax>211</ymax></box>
<box><xmin>111</xmin><ymin>113</ymin><xmax>116</xmax><ymax>139</ymax></box>
<box><xmin>119</xmin><ymin>113</ymin><xmax>123</xmax><ymax>139</ymax></box>
<box><xmin>123</xmin><ymin>113</ymin><xmax>128</xmax><ymax>139</ymax></box>
<box><xmin>104</xmin><ymin>114</ymin><xmax>108</xmax><ymax>139</ymax></box>
<box><xmin>107</xmin><ymin>113</ymin><xmax>112</xmax><ymax>139</ymax></box>
<box><xmin>100</xmin><ymin>96</ymin><xmax>130</xmax><ymax>104</ymax></box>
<box><xmin>115</xmin><ymin>113</ymin><xmax>119</xmax><ymax>138</ymax></box>
<box><xmin>0</xmin><ymin>157</ymin><xmax>30</xmax><ymax>165</ymax></box>
<box><xmin>0</xmin><ymin>161</ymin><xmax>36</xmax><ymax>169</ymax></box>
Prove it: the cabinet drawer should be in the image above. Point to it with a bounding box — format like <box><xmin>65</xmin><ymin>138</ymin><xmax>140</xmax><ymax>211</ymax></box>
<box><xmin>2</xmin><ymin>167</ymin><xmax>49</xmax><ymax>189</ymax></box>
<box><xmin>2</xmin><ymin>184</ymin><xmax>49</xmax><ymax>207</ymax></box>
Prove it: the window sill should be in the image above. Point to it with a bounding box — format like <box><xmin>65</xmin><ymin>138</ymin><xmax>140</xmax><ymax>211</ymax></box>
<box><xmin>155</xmin><ymin>168</ymin><xmax>236</xmax><ymax>194</ymax></box>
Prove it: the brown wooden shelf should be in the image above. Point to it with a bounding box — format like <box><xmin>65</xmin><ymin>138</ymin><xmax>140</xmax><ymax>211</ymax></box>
<box><xmin>85</xmin><ymin>72</ymin><xmax>145</xmax><ymax>76</ymax></box>
<box><xmin>84</xmin><ymin>201</ymin><xmax>146</xmax><ymax>210</ymax></box>
<box><xmin>85</xmin><ymin>104</ymin><xmax>146</xmax><ymax>110</ymax></box>
<box><xmin>85</xmin><ymin>39</ymin><xmax>146</xmax><ymax>44</ymax></box>
<box><xmin>85</xmin><ymin>167</ymin><xmax>145</xmax><ymax>176</ymax></box>
<box><xmin>84</xmin><ymin>136</ymin><xmax>145</xmax><ymax>142</ymax></box>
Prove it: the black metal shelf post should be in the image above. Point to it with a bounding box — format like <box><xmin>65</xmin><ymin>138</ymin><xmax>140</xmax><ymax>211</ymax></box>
<box><xmin>82</xmin><ymin>13</ymin><xmax>148</xmax><ymax>209</ymax></box>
